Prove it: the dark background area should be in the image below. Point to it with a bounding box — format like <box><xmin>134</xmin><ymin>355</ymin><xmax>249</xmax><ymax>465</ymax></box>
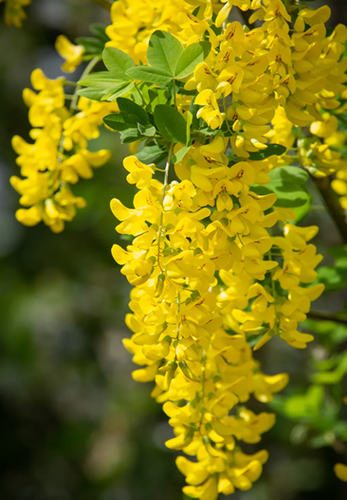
<box><xmin>0</xmin><ymin>1</ymin><xmax>347</xmax><ymax>499</ymax></box>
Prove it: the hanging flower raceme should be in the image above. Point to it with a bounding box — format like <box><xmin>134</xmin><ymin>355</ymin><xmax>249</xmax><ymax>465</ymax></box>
<box><xmin>111</xmin><ymin>152</ymin><xmax>289</xmax><ymax>498</ymax></box>
<box><xmin>10</xmin><ymin>36</ymin><xmax>117</xmax><ymax>232</ymax></box>
<box><xmin>11</xmin><ymin>0</ymin><xmax>347</xmax><ymax>498</ymax></box>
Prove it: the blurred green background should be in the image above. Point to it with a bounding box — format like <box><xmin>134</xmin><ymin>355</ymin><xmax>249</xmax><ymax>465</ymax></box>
<box><xmin>0</xmin><ymin>0</ymin><xmax>347</xmax><ymax>499</ymax></box>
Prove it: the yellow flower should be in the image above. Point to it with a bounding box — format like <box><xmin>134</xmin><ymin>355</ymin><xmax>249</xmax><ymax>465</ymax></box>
<box><xmin>55</xmin><ymin>35</ymin><xmax>85</xmax><ymax>73</ymax></box>
<box><xmin>334</xmin><ymin>463</ymin><xmax>347</xmax><ymax>482</ymax></box>
<box><xmin>1</xmin><ymin>0</ymin><xmax>31</xmax><ymax>27</ymax></box>
<box><xmin>195</xmin><ymin>90</ymin><xmax>224</xmax><ymax>130</ymax></box>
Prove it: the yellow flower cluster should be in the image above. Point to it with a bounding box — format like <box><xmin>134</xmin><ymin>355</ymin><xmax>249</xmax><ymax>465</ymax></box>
<box><xmin>102</xmin><ymin>1</ymin><xmax>342</xmax><ymax>497</ymax></box>
<box><xmin>111</xmin><ymin>150</ymin><xmax>293</xmax><ymax>497</ymax></box>
<box><xmin>105</xmin><ymin>0</ymin><xmax>224</xmax><ymax>64</ymax></box>
<box><xmin>186</xmin><ymin>3</ymin><xmax>347</xmax><ymax>163</ymax></box>
<box><xmin>0</xmin><ymin>0</ymin><xmax>31</xmax><ymax>27</ymax></box>
<box><xmin>11</xmin><ymin>40</ymin><xmax>116</xmax><ymax>232</ymax></box>
<box><xmin>11</xmin><ymin>0</ymin><xmax>347</xmax><ymax>496</ymax></box>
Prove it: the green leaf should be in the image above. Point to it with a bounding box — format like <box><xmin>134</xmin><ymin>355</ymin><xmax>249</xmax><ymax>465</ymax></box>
<box><xmin>248</xmin><ymin>143</ymin><xmax>287</xmax><ymax>160</ymax></box>
<box><xmin>154</xmin><ymin>105</ymin><xmax>187</xmax><ymax>144</ymax></box>
<box><xmin>253</xmin><ymin>181</ymin><xmax>310</xmax><ymax>207</ymax></box>
<box><xmin>175</xmin><ymin>41</ymin><xmax>211</xmax><ymax>79</ymax></box>
<box><xmin>329</xmin><ymin>245</ymin><xmax>347</xmax><ymax>264</ymax></box>
<box><xmin>106</xmin><ymin>82</ymin><xmax>136</xmax><ymax>101</ymax></box>
<box><xmin>141</xmin><ymin>86</ymin><xmax>171</xmax><ymax>113</ymax></box>
<box><xmin>253</xmin><ymin>166</ymin><xmax>311</xmax><ymax>209</ymax></box>
<box><xmin>103</xmin><ymin>113</ymin><xmax>137</xmax><ymax>132</ymax></box>
<box><xmin>269</xmin><ymin>166</ymin><xmax>309</xmax><ymax>185</ymax></box>
<box><xmin>317</xmin><ymin>265</ymin><xmax>347</xmax><ymax>292</ymax></box>
<box><xmin>102</xmin><ymin>47</ymin><xmax>135</xmax><ymax>81</ymax></box>
<box><xmin>312</xmin><ymin>352</ymin><xmax>347</xmax><ymax>385</ymax></box>
<box><xmin>186</xmin><ymin>111</ymin><xmax>193</xmax><ymax>146</ymax></box>
<box><xmin>136</xmin><ymin>143</ymin><xmax>166</xmax><ymax>163</ymax></box>
<box><xmin>126</xmin><ymin>66</ymin><xmax>172</xmax><ymax>85</ymax></box>
<box><xmin>172</xmin><ymin>145</ymin><xmax>190</xmax><ymax>164</ymax></box>
<box><xmin>305</xmin><ymin>319</ymin><xmax>347</xmax><ymax>346</ymax></box>
<box><xmin>147</xmin><ymin>30</ymin><xmax>184</xmax><ymax>75</ymax></box>
<box><xmin>90</xmin><ymin>23</ymin><xmax>110</xmax><ymax>43</ymax></box>
<box><xmin>117</xmin><ymin>97</ymin><xmax>149</xmax><ymax>126</ymax></box>
<box><xmin>76</xmin><ymin>37</ymin><xmax>104</xmax><ymax>55</ymax></box>
<box><xmin>292</xmin><ymin>196</ymin><xmax>311</xmax><ymax>223</ymax></box>
<box><xmin>283</xmin><ymin>386</ymin><xmax>324</xmax><ymax>420</ymax></box>
<box><xmin>315</xmin><ymin>244</ymin><xmax>347</xmax><ymax>292</ymax></box>
<box><xmin>120</xmin><ymin>128</ymin><xmax>143</xmax><ymax>143</ymax></box>
<box><xmin>77</xmin><ymin>87</ymin><xmax>108</xmax><ymax>101</ymax></box>
<box><xmin>79</xmin><ymin>72</ymin><xmax>127</xmax><ymax>89</ymax></box>
<box><xmin>138</xmin><ymin>124</ymin><xmax>156</xmax><ymax>137</ymax></box>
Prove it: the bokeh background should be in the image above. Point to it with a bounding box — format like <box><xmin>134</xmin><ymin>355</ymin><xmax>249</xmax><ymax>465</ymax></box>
<box><xmin>1</xmin><ymin>1</ymin><xmax>347</xmax><ymax>499</ymax></box>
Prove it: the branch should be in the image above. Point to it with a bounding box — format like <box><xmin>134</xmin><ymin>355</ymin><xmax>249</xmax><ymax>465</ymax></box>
<box><xmin>307</xmin><ymin>311</ymin><xmax>347</xmax><ymax>325</ymax></box>
<box><xmin>312</xmin><ymin>176</ymin><xmax>347</xmax><ymax>244</ymax></box>
<box><xmin>88</xmin><ymin>0</ymin><xmax>112</xmax><ymax>10</ymax></box>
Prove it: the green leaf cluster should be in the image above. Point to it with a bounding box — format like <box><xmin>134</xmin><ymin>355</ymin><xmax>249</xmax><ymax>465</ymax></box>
<box><xmin>126</xmin><ymin>31</ymin><xmax>210</xmax><ymax>84</ymax></box>
<box><xmin>77</xmin><ymin>24</ymin><xmax>110</xmax><ymax>60</ymax></box>
<box><xmin>78</xmin><ymin>30</ymin><xmax>210</xmax><ymax>101</ymax></box>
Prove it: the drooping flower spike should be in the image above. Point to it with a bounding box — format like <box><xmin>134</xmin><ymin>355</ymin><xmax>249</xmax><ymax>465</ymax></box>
<box><xmin>9</xmin><ymin>0</ymin><xmax>347</xmax><ymax>498</ymax></box>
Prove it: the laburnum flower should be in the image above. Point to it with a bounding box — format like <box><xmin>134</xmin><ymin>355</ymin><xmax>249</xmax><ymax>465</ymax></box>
<box><xmin>334</xmin><ymin>463</ymin><xmax>347</xmax><ymax>482</ymax></box>
<box><xmin>55</xmin><ymin>35</ymin><xmax>85</xmax><ymax>73</ymax></box>
<box><xmin>1</xmin><ymin>0</ymin><xmax>31</xmax><ymax>27</ymax></box>
<box><xmin>195</xmin><ymin>90</ymin><xmax>224</xmax><ymax>130</ymax></box>
<box><xmin>11</xmin><ymin>65</ymin><xmax>117</xmax><ymax>232</ymax></box>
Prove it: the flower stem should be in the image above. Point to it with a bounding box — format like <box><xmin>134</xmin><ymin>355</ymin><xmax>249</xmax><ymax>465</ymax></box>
<box><xmin>157</xmin><ymin>143</ymin><xmax>174</xmax><ymax>271</ymax></box>
<box><xmin>70</xmin><ymin>56</ymin><xmax>101</xmax><ymax>111</ymax></box>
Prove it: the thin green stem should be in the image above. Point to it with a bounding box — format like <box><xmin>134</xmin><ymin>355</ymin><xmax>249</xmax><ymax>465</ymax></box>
<box><xmin>70</xmin><ymin>56</ymin><xmax>101</xmax><ymax>111</ymax></box>
<box><xmin>173</xmin><ymin>79</ymin><xmax>177</xmax><ymax>108</ymax></box>
<box><xmin>157</xmin><ymin>143</ymin><xmax>174</xmax><ymax>271</ymax></box>
<box><xmin>199</xmin><ymin>352</ymin><xmax>207</xmax><ymax>430</ymax></box>
<box><xmin>223</xmin><ymin>96</ymin><xmax>233</xmax><ymax>136</ymax></box>
<box><xmin>55</xmin><ymin>55</ymin><xmax>101</xmax><ymax>176</ymax></box>
<box><xmin>174</xmin><ymin>292</ymin><xmax>181</xmax><ymax>363</ymax></box>
<box><xmin>64</xmin><ymin>80</ymin><xmax>78</xmax><ymax>87</ymax></box>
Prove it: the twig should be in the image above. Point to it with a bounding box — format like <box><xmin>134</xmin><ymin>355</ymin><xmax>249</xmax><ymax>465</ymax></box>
<box><xmin>307</xmin><ymin>311</ymin><xmax>347</xmax><ymax>325</ymax></box>
<box><xmin>88</xmin><ymin>0</ymin><xmax>112</xmax><ymax>10</ymax></box>
<box><xmin>71</xmin><ymin>56</ymin><xmax>101</xmax><ymax>111</ymax></box>
<box><xmin>312</xmin><ymin>176</ymin><xmax>347</xmax><ymax>244</ymax></box>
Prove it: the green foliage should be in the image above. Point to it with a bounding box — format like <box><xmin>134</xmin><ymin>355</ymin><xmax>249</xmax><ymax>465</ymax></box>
<box><xmin>77</xmin><ymin>23</ymin><xmax>110</xmax><ymax>59</ymax></box>
<box><xmin>154</xmin><ymin>105</ymin><xmax>187</xmax><ymax>144</ymax></box>
<box><xmin>126</xmin><ymin>66</ymin><xmax>173</xmax><ymax>85</ymax></box>
<box><xmin>317</xmin><ymin>245</ymin><xmax>347</xmax><ymax>291</ymax></box>
<box><xmin>253</xmin><ymin>165</ymin><xmax>311</xmax><ymax>208</ymax></box>
<box><xmin>103</xmin><ymin>46</ymin><xmax>136</xmax><ymax>80</ymax></box>
<box><xmin>312</xmin><ymin>352</ymin><xmax>347</xmax><ymax>385</ymax></box>
<box><xmin>248</xmin><ymin>143</ymin><xmax>286</xmax><ymax>160</ymax></box>
<box><xmin>174</xmin><ymin>41</ymin><xmax>211</xmax><ymax>79</ymax></box>
<box><xmin>79</xmin><ymin>31</ymin><xmax>211</xmax><ymax>103</ymax></box>
<box><xmin>136</xmin><ymin>142</ymin><xmax>167</xmax><ymax>163</ymax></box>
<box><xmin>284</xmin><ymin>385</ymin><xmax>324</xmax><ymax>420</ymax></box>
<box><xmin>147</xmin><ymin>30</ymin><xmax>184</xmax><ymax>75</ymax></box>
